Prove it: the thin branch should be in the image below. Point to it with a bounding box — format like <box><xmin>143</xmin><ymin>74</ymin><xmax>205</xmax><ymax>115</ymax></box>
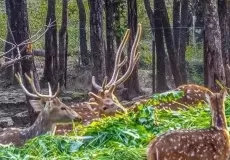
<box><xmin>0</xmin><ymin>55</ymin><xmax>32</xmax><ymax>71</ymax></box>
<box><xmin>0</xmin><ymin>20</ymin><xmax>55</xmax><ymax>59</ymax></box>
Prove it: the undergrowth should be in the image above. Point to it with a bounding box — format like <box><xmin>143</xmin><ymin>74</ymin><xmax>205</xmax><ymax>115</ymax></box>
<box><xmin>1</xmin><ymin>91</ymin><xmax>230</xmax><ymax>160</ymax></box>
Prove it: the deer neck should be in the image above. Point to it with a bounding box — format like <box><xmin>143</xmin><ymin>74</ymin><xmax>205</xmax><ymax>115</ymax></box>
<box><xmin>211</xmin><ymin>105</ymin><xmax>227</xmax><ymax>130</ymax></box>
<box><xmin>21</xmin><ymin>111</ymin><xmax>54</xmax><ymax>140</ymax></box>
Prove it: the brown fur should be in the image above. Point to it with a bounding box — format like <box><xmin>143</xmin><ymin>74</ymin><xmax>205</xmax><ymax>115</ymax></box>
<box><xmin>147</xmin><ymin>90</ymin><xmax>230</xmax><ymax>160</ymax></box>
<box><xmin>0</xmin><ymin>98</ymin><xmax>82</xmax><ymax>146</ymax></box>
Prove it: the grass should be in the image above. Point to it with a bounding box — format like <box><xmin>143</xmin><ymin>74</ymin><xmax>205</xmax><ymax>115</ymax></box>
<box><xmin>1</xmin><ymin>92</ymin><xmax>230</xmax><ymax>160</ymax></box>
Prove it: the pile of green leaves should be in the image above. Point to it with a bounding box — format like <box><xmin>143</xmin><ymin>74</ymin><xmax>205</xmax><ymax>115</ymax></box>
<box><xmin>1</xmin><ymin>91</ymin><xmax>230</xmax><ymax>160</ymax></box>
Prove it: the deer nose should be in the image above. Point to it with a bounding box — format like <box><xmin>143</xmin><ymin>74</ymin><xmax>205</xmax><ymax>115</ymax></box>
<box><xmin>74</xmin><ymin>114</ymin><xmax>82</xmax><ymax>122</ymax></box>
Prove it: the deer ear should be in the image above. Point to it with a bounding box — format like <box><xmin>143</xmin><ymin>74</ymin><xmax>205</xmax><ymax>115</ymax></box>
<box><xmin>220</xmin><ymin>89</ymin><xmax>227</xmax><ymax>99</ymax></box>
<box><xmin>52</xmin><ymin>98</ymin><xmax>62</xmax><ymax>105</ymax></box>
<box><xmin>29</xmin><ymin>100</ymin><xmax>43</xmax><ymax>113</ymax></box>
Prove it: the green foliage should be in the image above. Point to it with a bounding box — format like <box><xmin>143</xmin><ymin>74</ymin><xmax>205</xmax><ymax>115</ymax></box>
<box><xmin>2</xmin><ymin>91</ymin><xmax>230</xmax><ymax>159</ymax></box>
<box><xmin>139</xmin><ymin>41</ymin><xmax>152</xmax><ymax>69</ymax></box>
<box><xmin>150</xmin><ymin>90</ymin><xmax>184</xmax><ymax>105</ymax></box>
<box><xmin>185</xmin><ymin>43</ymin><xmax>203</xmax><ymax>62</ymax></box>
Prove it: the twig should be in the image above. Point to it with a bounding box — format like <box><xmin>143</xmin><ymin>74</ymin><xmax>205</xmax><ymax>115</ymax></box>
<box><xmin>0</xmin><ymin>20</ymin><xmax>55</xmax><ymax>59</ymax></box>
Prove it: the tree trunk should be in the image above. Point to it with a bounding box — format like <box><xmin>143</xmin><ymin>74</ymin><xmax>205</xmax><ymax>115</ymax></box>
<box><xmin>173</xmin><ymin>0</ymin><xmax>180</xmax><ymax>54</ymax></box>
<box><xmin>77</xmin><ymin>0</ymin><xmax>90</xmax><ymax>66</ymax></box>
<box><xmin>105</xmin><ymin>0</ymin><xmax>115</xmax><ymax>79</ymax></box>
<box><xmin>143</xmin><ymin>0</ymin><xmax>156</xmax><ymax>93</ymax></box>
<box><xmin>179</xmin><ymin>0</ymin><xmax>189</xmax><ymax>83</ymax></box>
<box><xmin>154</xmin><ymin>0</ymin><xmax>168</xmax><ymax>92</ymax></box>
<box><xmin>194</xmin><ymin>0</ymin><xmax>204</xmax><ymax>42</ymax></box>
<box><xmin>123</xmin><ymin>0</ymin><xmax>140</xmax><ymax>99</ymax></box>
<box><xmin>3</xmin><ymin>0</ymin><xmax>14</xmax><ymax>82</ymax></box>
<box><xmin>44</xmin><ymin>0</ymin><xmax>58</xmax><ymax>90</ymax></box>
<box><xmin>218</xmin><ymin>0</ymin><xmax>230</xmax><ymax>87</ymax></box>
<box><xmin>89</xmin><ymin>0</ymin><xmax>106</xmax><ymax>91</ymax></box>
<box><xmin>203</xmin><ymin>0</ymin><xmax>225</xmax><ymax>92</ymax></box>
<box><xmin>114</xmin><ymin>1</ymin><xmax>121</xmax><ymax>48</ymax></box>
<box><xmin>159</xmin><ymin>0</ymin><xmax>183</xmax><ymax>86</ymax></box>
<box><xmin>65</xmin><ymin>33</ymin><xmax>68</xmax><ymax>88</ymax></box>
<box><xmin>8</xmin><ymin>0</ymin><xmax>39</xmax><ymax>124</ymax></box>
<box><xmin>59</xmin><ymin>0</ymin><xmax>68</xmax><ymax>88</ymax></box>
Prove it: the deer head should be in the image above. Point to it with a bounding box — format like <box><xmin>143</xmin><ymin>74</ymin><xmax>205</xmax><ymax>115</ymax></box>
<box><xmin>15</xmin><ymin>72</ymin><xmax>82</xmax><ymax>123</ymax></box>
<box><xmin>85</xmin><ymin>23</ymin><xmax>142</xmax><ymax>116</ymax></box>
<box><xmin>147</xmin><ymin>89</ymin><xmax>230</xmax><ymax>160</ymax></box>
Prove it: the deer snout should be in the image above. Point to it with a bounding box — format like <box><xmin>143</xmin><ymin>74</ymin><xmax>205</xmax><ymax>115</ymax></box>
<box><xmin>72</xmin><ymin>112</ymin><xmax>82</xmax><ymax>122</ymax></box>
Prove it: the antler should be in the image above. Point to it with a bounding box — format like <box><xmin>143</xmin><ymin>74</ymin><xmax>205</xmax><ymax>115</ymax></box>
<box><xmin>15</xmin><ymin>71</ymin><xmax>60</xmax><ymax>99</ymax></box>
<box><xmin>92</xmin><ymin>23</ymin><xmax>142</xmax><ymax>92</ymax></box>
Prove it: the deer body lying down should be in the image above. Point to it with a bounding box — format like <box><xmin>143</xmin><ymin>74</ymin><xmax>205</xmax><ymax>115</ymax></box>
<box><xmin>0</xmin><ymin>73</ymin><xmax>82</xmax><ymax>146</ymax></box>
<box><xmin>147</xmin><ymin>89</ymin><xmax>230</xmax><ymax>160</ymax></box>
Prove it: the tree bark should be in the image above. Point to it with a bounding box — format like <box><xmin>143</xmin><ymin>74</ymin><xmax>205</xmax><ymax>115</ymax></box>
<box><xmin>218</xmin><ymin>0</ymin><xmax>230</xmax><ymax>87</ymax></box>
<box><xmin>4</xmin><ymin>0</ymin><xmax>13</xmax><ymax>82</ymax></box>
<box><xmin>59</xmin><ymin>0</ymin><xmax>68</xmax><ymax>88</ymax></box>
<box><xmin>77</xmin><ymin>0</ymin><xmax>90</xmax><ymax>66</ymax></box>
<box><xmin>173</xmin><ymin>0</ymin><xmax>180</xmax><ymax>54</ymax></box>
<box><xmin>114</xmin><ymin>1</ymin><xmax>121</xmax><ymax>48</ymax></box>
<box><xmin>143</xmin><ymin>0</ymin><xmax>156</xmax><ymax>93</ymax></box>
<box><xmin>8</xmin><ymin>0</ymin><xmax>39</xmax><ymax>124</ymax></box>
<box><xmin>159</xmin><ymin>0</ymin><xmax>183</xmax><ymax>86</ymax></box>
<box><xmin>89</xmin><ymin>0</ymin><xmax>106</xmax><ymax>91</ymax></box>
<box><xmin>194</xmin><ymin>0</ymin><xmax>204</xmax><ymax>42</ymax></box>
<box><xmin>154</xmin><ymin>0</ymin><xmax>168</xmax><ymax>92</ymax></box>
<box><xmin>123</xmin><ymin>0</ymin><xmax>141</xmax><ymax>99</ymax></box>
<box><xmin>105</xmin><ymin>0</ymin><xmax>116</xmax><ymax>79</ymax></box>
<box><xmin>44</xmin><ymin>0</ymin><xmax>58</xmax><ymax>90</ymax></box>
<box><xmin>203</xmin><ymin>0</ymin><xmax>226</xmax><ymax>92</ymax></box>
<box><xmin>179</xmin><ymin>0</ymin><xmax>189</xmax><ymax>83</ymax></box>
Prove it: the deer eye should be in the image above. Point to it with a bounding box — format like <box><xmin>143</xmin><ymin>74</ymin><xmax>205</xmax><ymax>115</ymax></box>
<box><xmin>61</xmin><ymin>107</ymin><xmax>66</xmax><ymax>110</ymax></box>
<box><xmin>103</xmin><ymin>107</ymin><xmax>108</xmax><ymax>110</ymax></box>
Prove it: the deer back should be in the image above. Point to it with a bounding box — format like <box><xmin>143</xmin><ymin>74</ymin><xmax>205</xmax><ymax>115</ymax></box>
<box><xmin>0</xmin><ymin>128</ymin><xmax>24</xmax><ymax>146</ymax></box>
<box><xmin>158</xmin><ymin>84</ymin><xmax>213</xmax><ymax>110</ymax></box>
<box><xmin>147</xmin><ymin>128</ymin><xmax>230</xmax><ymax>160</ymax></box>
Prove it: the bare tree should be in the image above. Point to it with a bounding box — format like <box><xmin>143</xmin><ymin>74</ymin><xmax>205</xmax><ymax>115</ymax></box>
<box><xmin>123</xmin><ymin>0</ymin><xmax>141</xmax><ymax>99</ymax></box>
<box><xmin>154</xmin><ymin>0</ymin><xmax>168</xmax><ymax>92</ymax></box>
<box><xmin>77</xmin><ymin>0</ymin><xmax>90</xmax><ymax>66</ymax></box>
<box><xmin>218</xmin><ymin>0</ymin><xmax>230</xmax><ymax>87</ymax></box>
<box><xmin>89</xmin><ymin>0</ymin><xmax>106</xmax><ymax>91</ymax></box>
<box><xmin>160</xmin><ymin>0</ymin><xmax>183</xmax><ymax>86</ymax></box>
<box><xmin>173</xmin><ymin>0</ymin><xmax>180</xmax><ymax>53</ymax></box>
<box><xmin>143</xmin><ymin>0</ymin><xmax>156</xmax><ymax>93</ymax></box>
<box><xmin>179</xmin><ymin>0</ymin><xmax>189</xmax><ymax>83</ymax></box>
<box><xmin>59</xmin><ymin>0</ymin><xmax>68</xmax><ymax>88</ymax></box>
<box><xmin>204</xmin><ymin>0</ymin><xmax>226</xmax><ymax>91</ymax></box>
<box><xmin>3</xmin><ymin>0</ymin><xmax>13</xmax><ymax>82</ymax></box>
<box><xmin>114</xmin><ymin>1</ymin><xmax>121</xmax><ymax>48</ymax></box>
<box><xmin>44</xmin><ymin>0</ymin><xmax>58</xmax><ymax>90</ymax></box>
<box><xmin>105</xmin><ymin>0</ymin><xmax>116</xmax><ymax>79</ymax></box>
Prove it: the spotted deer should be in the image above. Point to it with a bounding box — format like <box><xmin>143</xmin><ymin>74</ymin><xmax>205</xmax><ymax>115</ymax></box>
<box><xmin>155</xmin><ymin>84</ymin><xmax>213</xmax><ymax>110</ymax></box>
<box><xmin>147</xmin><ymin>89</ymin><xmax>230</xmax><ymax>160</ymax></box>
<box><xmin>76</xmin><ymin>23</ymin><xmax>142</xmax><ymax>117</ymax></box>
<box><xmin>119</xmin><ymin>84</ymin><xmax>213</xmax><ymax>113</ymax></box>
<box><xmin>0</xmin><ymin>72</ymin><xmax>82</xmax><ymax>146</ymax></box>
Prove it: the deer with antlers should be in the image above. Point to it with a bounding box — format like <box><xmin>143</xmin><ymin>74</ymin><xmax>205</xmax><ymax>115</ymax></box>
<box><xmin>0</xmin><ymin>72</ymin><xmax>82</xmax><ymax>146</ymax></box>
<box><xmin>147</xmin><ymin>89</ymin><xmax>230</xmax><ymax>160</ymax></box>
<box><xmin>75</xmin><ymin>24</ymin><xmax>142</xmax><ymax>117</ymax></box>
